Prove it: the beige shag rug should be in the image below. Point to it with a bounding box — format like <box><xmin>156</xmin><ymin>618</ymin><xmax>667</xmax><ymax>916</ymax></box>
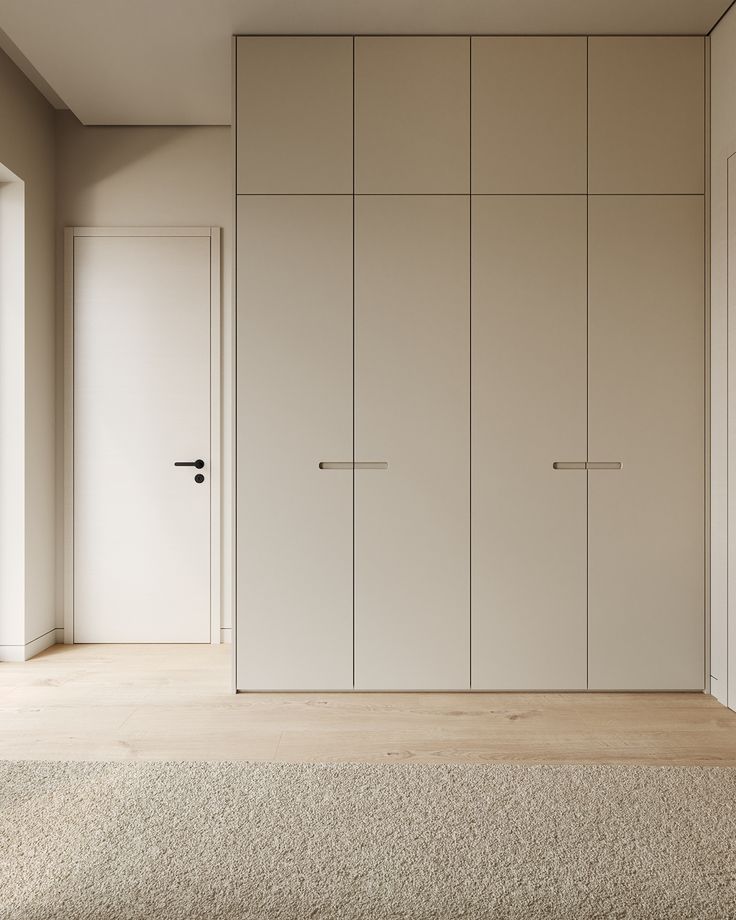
<box><xmin>2</xmin><ymin>761</ymin><xmax>736</xmax><ymax>920</ymax></box>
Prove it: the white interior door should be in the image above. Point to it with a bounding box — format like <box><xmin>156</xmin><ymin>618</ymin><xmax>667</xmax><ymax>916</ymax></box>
<box><xmin>73</xmin><ymin>232</ymin><xmax>212</xmax><ymax>643</ymax></box>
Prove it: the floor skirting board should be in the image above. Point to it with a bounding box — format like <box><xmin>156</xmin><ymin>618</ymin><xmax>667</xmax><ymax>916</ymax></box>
<box><xmin>0</xmin><ymin>627</ymin><xmax>60</xmax><ymax>662</ymax></box>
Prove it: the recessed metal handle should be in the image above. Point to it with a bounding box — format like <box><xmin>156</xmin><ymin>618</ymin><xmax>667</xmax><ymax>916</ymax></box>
<box><xmin>318</xmin><ymin>461</ymin><xmax>388</xmax><ymax>470</ymax></box>
<box><xmin>553</xmin><ymin>461</ymin><xmax>623</xmax><ymax>470</ymax></box>
<box><xmin>174</xmin><ymin>459</ymin><xmax>205</xmax><ymax>469</ymax></box>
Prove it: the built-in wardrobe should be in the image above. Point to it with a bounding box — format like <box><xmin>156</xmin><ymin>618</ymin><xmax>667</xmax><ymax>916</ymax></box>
<box><xmin>235</xmin><ymin>35</ymin><xmax>705</xmax><ymax>691</ymax></box>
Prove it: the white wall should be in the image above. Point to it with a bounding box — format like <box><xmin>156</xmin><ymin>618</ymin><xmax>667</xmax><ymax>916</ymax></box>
<box><xmin>0</xmin><ymin>48</ymin><xmax>57</xmax><ymax>660</ymax></box>
<box><xmin>0</xmin><ymin>173</ymin><xmax>26</xmax><ymax>658</ymax></box>
<box><xmin>55</xmin><ymin>112</ymin><xmax>234</xmax><ymax>638</ymax></box>
<box><xmin>711</xmin><ymin>7</ymin><xmax>736</xmax><ymax>708</ymax></box>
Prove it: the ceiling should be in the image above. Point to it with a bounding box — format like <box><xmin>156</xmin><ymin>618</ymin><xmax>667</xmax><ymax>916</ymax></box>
<box><xmin>0</xmin><ymin>0</ymin><xmax>731</xmax><ymax>125</ymax></box>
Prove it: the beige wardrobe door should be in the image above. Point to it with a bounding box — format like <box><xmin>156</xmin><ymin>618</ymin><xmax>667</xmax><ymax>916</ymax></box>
<box><xmin>354</xmin><ymin>196</ymin><xmax>469</xmax><ymax>689</ymax></box>
<box><xmin>588</xmin><ymin>37</ymin><xmax>704</xmax><ymax>194</ymax></box>
<box><xmin>588</xmin><ymin>196</ymin><xmax>704</xmax><ymax>690</ymax></box>
<box><xmin>236</xmin><ymin>37</ymin><xmax>353</xmax><ymax>193</ymax></box>
<box><xmin>471</xmin><ymin>37</ymin><xmax>587</xmax><ymax>194</ymax></box>
<box><xmin>471</xmin><ymin>196</ymin><xmax>587</xmax><ymax>690</ymax></box>
<box><xmin>237</xmin><ymin>196</ymin><xmax>353</xmax><ymax>690</ymax></box>
<box><xmin>354</xmin><ymin>37</ymin><xmax>469</xmax><ymax>193</ymax></box>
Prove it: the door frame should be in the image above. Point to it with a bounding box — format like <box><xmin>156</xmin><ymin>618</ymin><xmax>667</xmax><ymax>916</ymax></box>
<box><xmin>63</xmin><ymin>226</ymin><xmax>223</xmax><ymax>644</ymax></box>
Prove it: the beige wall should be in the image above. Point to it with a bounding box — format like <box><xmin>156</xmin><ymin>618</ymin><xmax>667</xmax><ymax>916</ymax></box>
<box><xmin>0</xmin><ymin>48</ymin><xmax>56</xmax><ymax>657</ymax></box>
<box><xmin>55</xmin><ymin>112</ymin><xmax>233</xmax><ymax>633</ymax></box>
<box><xmin>711</xmin><ymin>8</ymin><xmax>736</xmax><ymax>708</ymax></box>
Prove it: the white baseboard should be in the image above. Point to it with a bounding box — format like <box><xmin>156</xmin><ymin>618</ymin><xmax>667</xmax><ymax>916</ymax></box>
<box><xmin>0</xmin><ymin>626</ymin><xmax>225</xmax><ymax>659</ymax></box>
<box><xmin>0</xmin><ymin>627</ymin><xmax>58</xmax><ymax>662</ymax></box>
<box><xmin>710</xmin><ymin>674</ymin><xmax>727</xmax><ymax>705</ymax></box>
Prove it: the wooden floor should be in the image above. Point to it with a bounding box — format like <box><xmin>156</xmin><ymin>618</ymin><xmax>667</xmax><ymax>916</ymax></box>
<box><xmin>1</xmin><ymin>643</ymin><xmax>735</xmax><ymax>764</ymax></box>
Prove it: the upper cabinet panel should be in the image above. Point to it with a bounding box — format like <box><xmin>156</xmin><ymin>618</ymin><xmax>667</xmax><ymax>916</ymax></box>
<box><xmin>588</xmin><ymin>37</ymin><xmax>704</xmax><ymax>194</ymax></box>
<box><xmin>355</xmin><ymin>37</ymin><xmax>470</xmax><ymax>193</ymax></box>
<box><xmin>472</xmin><ymin>37</ymin><xmax>586</xmax><ymax>194</ymax></box>
<box><xmin>236</xmin><ymin>37</ymin><xmax>353</xmax><ymax>193</ymax></box>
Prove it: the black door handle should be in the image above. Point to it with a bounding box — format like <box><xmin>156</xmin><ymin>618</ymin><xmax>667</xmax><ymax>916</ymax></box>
<box><xmin>174</xmin><ymin>459</ymin><xmax>205</xmax><ymax>469</ymax></box>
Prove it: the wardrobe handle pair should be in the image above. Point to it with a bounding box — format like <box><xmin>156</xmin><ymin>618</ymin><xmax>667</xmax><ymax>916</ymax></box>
<box><xmin>553</xmin><ymin>461</ymin><xmax>623</xmax><ymax>470</ymax></box>
<box><xmin>319</xmin><ymin>461</ymin><xmax>389</xmax><ymax>470</ymax></box>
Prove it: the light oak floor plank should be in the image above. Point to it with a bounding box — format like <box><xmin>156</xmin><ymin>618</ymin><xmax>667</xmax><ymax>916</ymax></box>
<box><xmin>1</xmin><ymin>644</ymin><xmax>735</xmax><ymax>764</ymax></box>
